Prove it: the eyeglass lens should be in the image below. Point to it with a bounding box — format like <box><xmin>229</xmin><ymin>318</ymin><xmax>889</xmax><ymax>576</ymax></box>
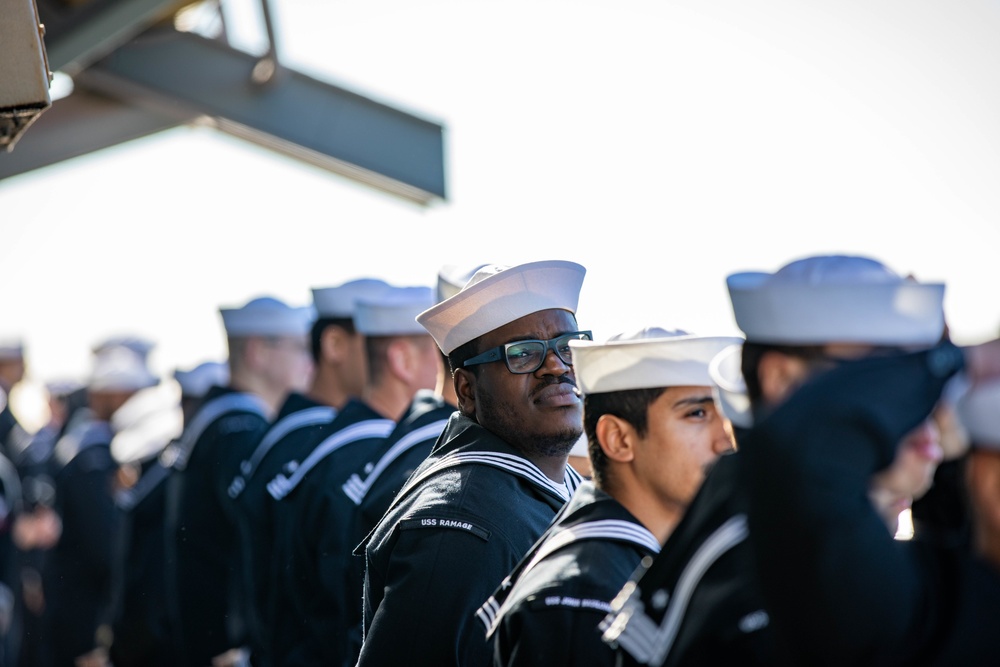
<box><xmin>505</xmin><ymin>333</ymin><xmax>589</xmax><ymax>373</ymax></box>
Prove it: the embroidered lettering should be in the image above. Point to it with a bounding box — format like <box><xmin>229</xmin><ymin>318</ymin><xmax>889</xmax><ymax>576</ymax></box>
<box><xmin>536</xmin><ymin>596</ymin><xmax>613</xmax><ymax>612</ymax></box>
<box><xmin>398</xmin><ymin>517</ymin><xmax>491</xmax><ymax>542</ymax></box>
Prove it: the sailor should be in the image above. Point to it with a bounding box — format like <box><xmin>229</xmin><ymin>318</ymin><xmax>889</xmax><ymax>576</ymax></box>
<box><xmin>162</xmin><ymin>296</ymin><xmax>313</xmax><ymax>667</ymax></box>
<box><xmin>958</xmin><ymin>378</ymin><xmax>1000</xmax><ymax>570</ymax></box>
<box><xmin>45</xmin><ymin>341</ymin><xmax>160</xmax><ymax>667</ymax></box>
<box><xmin>481</xmin><ymin>327</ymin><xmax>739</xmax><ymax>666</ymax></box>
<box><xmin>108</xmin><ymin>360</ymin><xmax>217</xmax><ymax>667</ymax></box>
<box><xmin>956</xmin><ymin>381</ymin><xmax>1000</xmax><ymax>570</ymax></box>
<box><xmin>346</xmin><ymin>265</ymin><xmax>486</xmax><ymax>555</ymax></box>
<box><xmin>223</xmin><ymin>278</ymin><xmax>390</xmax><ymax>667</ymax></box>
<box><xmin>356</xmin><ymin>260</ymin><xmax>590</xmax><ymax>667</ymax></box>
<box><xmin>10</xmin><ymin>380</ymin><xmax>79</xmax><ymax>667</ymax></box>
<box><xmin>601</xmin><ymin>254</ymin><xmax>958</xmax><ymax>666</ymax></box>
<box><xmin>727</xmin><ymin>327</ymin><xmax>1000</xmax><ymax>665</ymax></box>
<box><xmin>338</xmin><ymin>266</ymin><xmax>486</xmax><ymax>660</ymax></box>
<box><xmin>0</xmin><ymin>338</ymin><xmax>27</xmax><ymax>459</ymax></box>
<box><xmin>267</xmin><ymin>284</ymin><xmax>440</xmax><ymax>667</ymax></box>
<box><xmin>174</xmin><ymin>360</ymin><xmax>229</xmax><ymax>426</ymax></box>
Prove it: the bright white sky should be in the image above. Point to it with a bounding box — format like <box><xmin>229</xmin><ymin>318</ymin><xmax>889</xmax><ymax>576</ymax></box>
<box><xmin>2</xmin><ymin>0</ymin><xmax>1000</xmax><ymax>421</ymax></box>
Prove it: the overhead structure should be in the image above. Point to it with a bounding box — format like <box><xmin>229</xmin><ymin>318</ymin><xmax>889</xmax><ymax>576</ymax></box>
<box><xmin>0</xmin><ymin>0</ymin><xmax>53</xmax><ymax>152</ymax></box>
<box><xmin>0</xmin><ymin>0</ymin><xmax>447</xmax><ymax>205</ymax></box>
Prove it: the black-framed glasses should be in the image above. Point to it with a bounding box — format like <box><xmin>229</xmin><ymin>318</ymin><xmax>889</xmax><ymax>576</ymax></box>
<box><xmin>463</xmin><ymin>331</ymin><xmax>593</xmax><ymax>374</ymax></box>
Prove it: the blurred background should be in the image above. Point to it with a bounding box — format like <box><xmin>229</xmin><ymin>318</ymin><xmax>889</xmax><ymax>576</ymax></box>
<box><xmin>2</xmin><ymin>0</ymin><xmax>1000</xmax><ymax>429</ymax></box>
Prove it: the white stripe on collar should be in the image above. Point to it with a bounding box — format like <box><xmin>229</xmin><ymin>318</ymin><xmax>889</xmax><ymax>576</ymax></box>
<box><xmin>393</xmin><ymin>451</ymin><xmax>576</xmax><ymax>510</ymax></box>
<box><xmin>228</xmin><ymin>406</ymin><xmax>337</xmax><ymax>499</ymax></box>
<box><xmin>342</xmin><ymin>419</ymin><xmax>448</xmax><ymax>505</ymax></box>
<box><xmin>266</xmin><ymin>418</ymin><xmax>394</xmax><ymax>500</ymax></box>
<box><xmin>477</xmin><ymin>518</ymin><xmax>660</xmax><ymax>635</ymax></box>
<box><xmin>164</xmin><ymin>393</ymin><xmax>268</xmax><ymax>471</ymax></box>
<box><xmin>600</xmin><ymin>513</ymin><xmax>749</xmax><ymax>665</ymax></box>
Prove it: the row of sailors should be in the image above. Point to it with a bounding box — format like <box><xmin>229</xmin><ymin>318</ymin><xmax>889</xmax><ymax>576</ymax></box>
<box><xmin>7</xmin><ymin>254</ymin><xmax>1000</xmax><ymax>666</ymax></box>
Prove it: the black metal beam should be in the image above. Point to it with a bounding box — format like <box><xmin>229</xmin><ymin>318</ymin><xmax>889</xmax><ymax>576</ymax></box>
<box><xmin>78</xmin><ymin>27</ymin><xmax>447</xmax><ymax>204</ymax></box>
<box><xmin>37</xmin><ymin>0</ymin><xmax>189</xmax><ymax>74</ymax></box>
<box><xmin>0</xmin><ymin>87</ymin><xmax>185</xmax><ymax>180</ymax></box>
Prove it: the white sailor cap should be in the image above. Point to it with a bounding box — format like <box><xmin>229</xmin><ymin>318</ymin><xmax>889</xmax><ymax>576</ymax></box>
<box><xmin>570</xmin><ymin>327</ymin><xmax>744</xmax><ymax>395</ymax></box>
<box><xmin>92</xmin><ymin>335</ymin><xmax>155</xmax><ymax>361</ymax></box>
<box><xmin>45</xmin><ymin>379</ymin><xmax>84</xmax><ymax>398</ymax></box>
<box><xmin>110</xmin><ymin>382</ymin><xmax>184</xmax><ymax>464</ymax></box>
<box><xmin>728</xmin><ymin>255</ymin><xmax>945</xmax><ymax>346</ymax></box>
<box><xmin>417</xmin><ymin>260</ymin><xmax>587</xmax><ymax>355</ymax></box>
<box><xmin>0</xmin><ymin>338</ymin><xmax>24</xmax><ymax>361</ymax></box>
<box><xmin>436</xmin><ymin>264</ymin><xmax>489</xmax><ymax>303</ymax></box>
<box><xmin>312</xmin><ymin>278</ymin><xmax>393</xmax><ymax>319</ymax></box>
<box><xmin>88</xmin><ymin>345</ymin><xmax>159</xmax><ymax>393</ymax></box>
<box><xmin>355</xmin><ymin>286</ymin><xmax>437</xmax><ymax>336</ymax></box>
<box><xmin>173</xmin><ymin>361</ymin><xmax>229</xmax><ymax>398</ymax></box>
<box><xmin>219</xmin><ymin>296</ymin><xmax>314</xmax><ymax>337</ymax></box>
<box><xmin>957</xmin><ymin>379</ymin><xmax>1000</xmax><ymax>450</ymax></box>
<box><xmin>708</xmin><ymin>344</ymin><xmax>753</xmax><ymax>429</ymax></box>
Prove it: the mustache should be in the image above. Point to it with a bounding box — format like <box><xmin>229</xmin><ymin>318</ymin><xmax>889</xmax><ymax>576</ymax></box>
<box><xmin>532</xmin><ymin>374</ymin><xmax>578</xmax><ymax>397</ymax></box>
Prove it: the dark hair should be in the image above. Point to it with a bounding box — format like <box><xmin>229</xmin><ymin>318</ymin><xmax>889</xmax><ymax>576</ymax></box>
<box><xmin>584</xmin><ymin>386</ymin><xmax>668</xmax><ymax>489</ymax></box>
<box><xmin>740</xmin><ymin>342</ymin><xmax>828</xmax><ymax>406</ymax></box>
<box><xmin>310</xmin><ymin>317</ymin><xmax>356</xmax><ymax>363</ymax></box>
<box><xmin>447</xmin><ymin>337</ymin><xmax>481</xmax><ymax>378</ymax></box>
<box><xmin>364</xmin><ymin>336</ymin><xmax>393</xmax><ymax>385</ymax></box>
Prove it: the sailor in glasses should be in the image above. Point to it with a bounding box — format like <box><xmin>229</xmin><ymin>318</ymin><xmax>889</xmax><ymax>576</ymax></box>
<box><xmin>356</xmin><ymin>260</ymin><xmax>589</xmax><ymax>667</ymax></box>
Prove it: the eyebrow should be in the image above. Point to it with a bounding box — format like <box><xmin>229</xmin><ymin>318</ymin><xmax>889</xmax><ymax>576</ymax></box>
<box><xmin>672</xmin><ymin>395</ymin><xmax>715</xmax><ymax>410</ymax></box>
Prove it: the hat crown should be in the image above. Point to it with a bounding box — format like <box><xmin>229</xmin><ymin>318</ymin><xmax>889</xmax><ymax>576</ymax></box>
<box><xmin>220</xmin><ymin>295</ymin><xmax>314</xmax><ymax>337</ymax></box>
<box><xmin>727</xmin><ymin>254</ymin><xmax>944</xmax><ymax>346</ymax></box>
<box><xmin>174</xmin><ymin>361</ymin><xmax>229</xmax><ymax>397</ymax></box>
<box><xmin>436</xmin><ymin>264</ymin><xmax>489</xmax><ymax>303</ymax></box>
<box><xmin>89</xmin><ymin>345</ymin><xmax>159</xmax><ymax>392</ymax></box>
<box><xmin>92</xmin><ymin>335</ymin><xmax>155</xmax><ymax>361</ymax></box>
<box><xmin>355</xmin><ymin>286</ymin><xmax>436</xmax><ymax>336</ymax></box>
<box><xmin>312</xmin><ymin>278</ymin><xmax>392</xmax><ymax>318</ymax></box>
<box><xmin>0</xmin><ymin>337</ymin><xmax>24</xmax><ymax>360</ymax></box>
<box><xmin>607</xmin><ymin>326</ymin><xmax>691</xmax><ymax>342</ymax></box>
<box><xmin>417</xmin><ymin>259</ymin><xmax>586</xmax><ymax>354</ymax></box>
<box><xmin>769</xmin><ymin>255</ymin><xmax>901</xmax><ymax>286</ymax></box>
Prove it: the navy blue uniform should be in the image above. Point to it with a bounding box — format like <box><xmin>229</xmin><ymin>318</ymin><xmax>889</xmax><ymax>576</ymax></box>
<box><xmin>45</xmin><ymin>420</ymin><xmax>118</xmax><ymax>667</ymax></box>
<box><xmin>357</xmin><ymin>414</ymin><xmax>583</xmax><ymax>667</ymax></box>
<box><xmin>740</xmin><ymin>343</ymin><xmax>1000</xmax><ymax>666</ymax></box>
<box><xmin>266</xmin><ymin>399</ymin><xmax>394</xmax><ymax>667</ymax></box>
<box><xmin>482</xmin><ymin>481</ymin><xmax>660</xmax><ymax>667</ymax></box>
<box><xmin>163</xmin><ymin>388</ymin><xmax>269</xmax><ymax>667</ymax></box>
<box><xmin>344</xmin><ymin>390</ymin><xmax>453</xmax><ymax>546</ymax></box>
<box><xmin>338</xmin><ymin>391</ymin><xmax>452</xmax><ymax>661</ymax></box>
<box><xmin>109</xmin><ymin>459</ymin><xmax>172</xmax><ymax>667</ymax></box>
<box><xmin>227</xmin><ymin>392</ymin><xmax>337</xmax><ymax>666</ymax></box>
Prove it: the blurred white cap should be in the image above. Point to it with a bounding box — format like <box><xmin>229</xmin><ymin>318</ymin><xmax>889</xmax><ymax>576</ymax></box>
<box><xmin>89</xmin><ymin>345</ymin><xmax>159</xmax><ymax>393</ymax></box>
<box><xmin>220</xmin><ymin>296</ymin><xmax>314</xmax><ymax>337</ymax></box>
<box><xmin>436</xmin><ymin>264</ymin><xmax>489</xmax><ymax>303</ymax></box>
<box><xmin>355</xmin><ymin>286</ymin><xmax>437</xmax><ymax>336</ymax></box>
<box><xmin>173</xmin><ymin>361</ymin><xmax>229</xmax><ymax>398</ymax></box>
<box><xmin>728</xmin><ymin>255</ymin><xmax>945</xmax><ymax>346</ymax></box>
<box><xmin>312</xmin><ymin>278</ymin><xmax>393</xmax><ymax>319</ymax></box>
<box><xmin>957</xmin><ymin>379</ymin><xmax>1000</xmax><ymax>450</ymax></box>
